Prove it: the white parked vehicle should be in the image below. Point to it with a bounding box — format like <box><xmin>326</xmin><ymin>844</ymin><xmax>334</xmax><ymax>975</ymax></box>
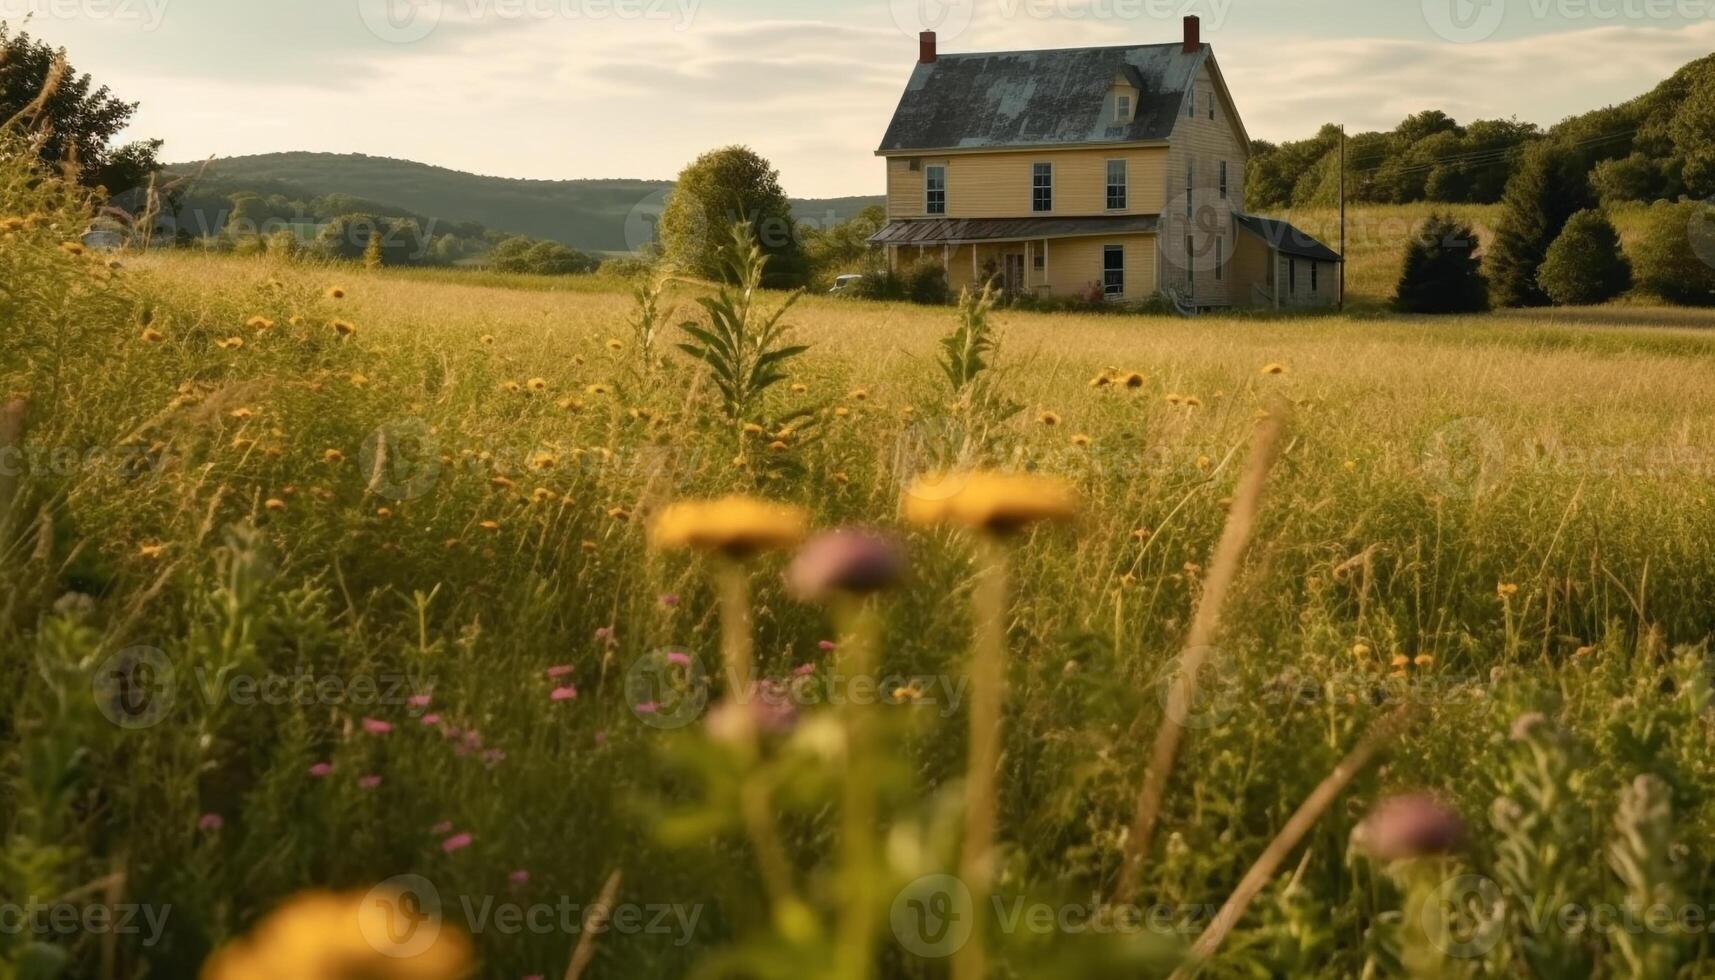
<box><xmin>829</xmin><ymin>274</ymin><xmax>865</xmax><ymax>295</ymax></box>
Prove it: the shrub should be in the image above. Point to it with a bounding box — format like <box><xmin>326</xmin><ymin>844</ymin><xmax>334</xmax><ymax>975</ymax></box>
<box><xmin>1394</xmin><ymin>214</ymin><xmax>1490</xmax><ymax>314</ymax></box>
<box><xmin>1632</xmin><ymin>199</ymin><xmax>1715</xmax><ymax>306</ymax></box>
<box><xmin>1537</xmin><ymin>210</ymin><xmax>1631</xmax><ymax>305</ymax></box>
<box><xmin>905</xmin><ymin>261</ymin><xmax>951</xmax><ymax>305</ymax></box>
<box><xmin>1487</xmin><ymin>141</ymin><xmax>1594</xmax><ymax>307</ymax></box>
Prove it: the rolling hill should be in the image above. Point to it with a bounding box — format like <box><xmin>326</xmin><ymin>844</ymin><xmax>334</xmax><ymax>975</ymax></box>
<box><xmin>166</xmin><ymin>152</ymin><xmax>884</xmax><ymax>254</ymax></box>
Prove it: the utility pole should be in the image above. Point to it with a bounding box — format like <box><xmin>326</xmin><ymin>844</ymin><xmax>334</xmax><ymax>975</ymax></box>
<box><xmin>1339</xmin><ymin>125</ymin><xmax>1347</xmax><ymax>313</ymax></box>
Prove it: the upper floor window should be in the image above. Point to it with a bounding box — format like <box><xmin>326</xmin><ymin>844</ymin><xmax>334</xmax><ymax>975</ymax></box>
<box><xmin>1219</xmin><ymin>161</ymin><xmax>1228</xmax><ymax>200</ymax></box>
<box><xmin>1208</xmin><ymin>93</ymin><xmax>1215</xmax><ymax>120</ymax></box>
<box><xmin>925</xmin><ymin>165</ymin><xmax>946</xmax><ymax>215</ymax></box>
<box><xmin>1032</xmin><ymin>163</ymin><xmax>1053</xmax><ymax>212</ymax></box>
<box><xmin>1187</xmin><ymin>87</ymin><xmax>1195</xmax><ymax>119</ymax></box>
<box><xmin>1115</xmin><ymin>94</ymin><xmax>1131</xmax><ymax>123</ymax></box>
<box><xmin>1106</xmin><ymin>160</ymin><xmax>1127</xmax><ymax>210</ymax></box>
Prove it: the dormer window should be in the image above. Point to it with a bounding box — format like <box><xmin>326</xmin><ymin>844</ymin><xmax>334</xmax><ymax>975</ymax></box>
<box><xmin>1115</xmin><ymin>94</ymin><xmax>1132</xmax><ymax>123</ymax></box>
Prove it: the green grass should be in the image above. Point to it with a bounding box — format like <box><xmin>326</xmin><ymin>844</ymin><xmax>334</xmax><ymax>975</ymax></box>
<box><xmin>9</xmin><ymin>175</ymin><xmax>1715</xmax><ymax>978</ymax></box>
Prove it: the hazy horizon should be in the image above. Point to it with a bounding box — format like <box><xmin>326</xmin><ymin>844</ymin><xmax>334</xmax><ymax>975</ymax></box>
<box><xmin>10</xmin><ymin>0</ymin><xmax>1713</xmax><ymax>198</ymax></box>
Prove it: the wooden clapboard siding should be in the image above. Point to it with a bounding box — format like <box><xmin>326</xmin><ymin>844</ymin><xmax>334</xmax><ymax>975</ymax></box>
<box><xmin>885</xmin><ymin>148</ymin><xmax>1168</xmax><ymax>221</ymax></box>
<box><xmin>1161</xmin><ymin>61</ymin><xmax>1249</xmax><ymax>307</ymax></box>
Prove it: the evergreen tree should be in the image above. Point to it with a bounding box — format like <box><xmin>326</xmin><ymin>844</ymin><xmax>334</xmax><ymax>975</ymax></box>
<box><xmin>1537</xmin><ymin>210</ymin><xmax>1631</xmax><ymax>305</ymax></box>
<box><xmin>1394</xmin><ymin>214</ymin><xmax>1490</xmax><ymax>314</ymax></box>
<box><xmin>1486</xmin><ymin>141</ymin><xmax>1595</xmax><ymax>307</ymax></box>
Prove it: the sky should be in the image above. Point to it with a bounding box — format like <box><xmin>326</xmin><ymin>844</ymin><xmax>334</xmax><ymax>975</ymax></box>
<box><xmin>7</xmin><ymin>0</ymin><xmax>1715</xmax><ymax>198</ymax></box>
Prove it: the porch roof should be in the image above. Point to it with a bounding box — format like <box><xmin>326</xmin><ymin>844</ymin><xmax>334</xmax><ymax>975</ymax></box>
<box><xmin>869</xmin><ymin>215</ymin><xmax>1159</xmax><ymax>247</ymax></box>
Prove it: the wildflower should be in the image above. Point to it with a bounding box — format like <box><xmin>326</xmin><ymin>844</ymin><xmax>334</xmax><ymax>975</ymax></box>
<box><xmin>743</xmin><ymin>422</ymin><xmax>766</xmax><ymax>436</ymax></box>
<box><xmin>1123</xmin><ymin>372</ymin><xmax>1146</xmax><ymax>388</ymax></box>
<box><xmin>902</xmin><ymin>472</ymin><xmax>1079</xmax><ymax>534</ymax></box>
<box><xmin>527</xmin><ymin>378</ymin><xmax>548</xmax><ymax>392</ymax></box>
<box><xmin>216</xmin><ymin>336</ymin><xmax>244</xmax><ymax>351</ymax></box>
<box><xmin>198</xmin><ymin>813</ymin><xmax>224</xmax><ymax>832</ymax></box>
<box><xmin>480</xmin><ymin>334</ymin><xmax>495</xmax><ymax>345</ymax></box>
<box><xmin>832</xmin><ymin>471</ymin><xmax>850</xmax><ymax>485</ymax></box>
<box><xmin>407</xmin><ymin>693</ymin><xmax>432</xmax><ymax>709</ymax></box>
<box><xmin>818</xmin><ymin>640</ymin><xmax>838</xmax><ymax>652</ymax></box>
<box><xmin>1261</xmin><ymin>363</ymin><xmax>1287</xmax><ymax>375</ymax></box>
<box><xmin>530</xmin><ymin>451</ymin><xmax>558</xmax><ymax>470</ymax></box>
<box><xmin>376</xmin><ymin>507</ymin><xmax>393</xmax><ymax>519</ymax></box>
<box><xmin>1390</xmin><ymin>654</ymin><xmax>1410</xmax><ymax>669</ymax></box>
<box><xmin>246</xmin><ymin>316</ymin><xmax>275</xmax><ymax>331</ymax></box>
<box><xmin>140</xmin><ymin>327</ymin><xmax>164</xmax><ymax>343</ymax></box>
<box><xmin>442</xmin><ymin>833</ymin><xmax>473</xmax><ymax>854</ymax></box>
<box><xmin>1130</xmin><ymin>528</ymin><xmax>1151</xmax><ymax>542</ymax></box>
<box><xmin>791</xmin><ymin>383</ymin><xmax>808</xmax><ymax>393</ymax></box>
<box><xmin>60</xmin><ymin>241</ymin><xmax>85</xmax><ymax>256</ymax></box>
<box><xmin>1510</xmin><ymin>712</ymin><xmax>1549</xmax><ymax>741</ymax></box>
<box><xmin>1071</xmin><ymin>434</ymin><xmax>1091</xmax><ymax>448</ymax></box>
<box><xmin>767</xmin><ymin>440</ymin><xmax>789</xmax><ymax>453</ymax></box>
<box><xmin>230</xmin><ymin>407</ymin><xmax>254</xmax><ymax>420</ymax></box>
<box><xmin>500</xmin><ymin>380</ymin><xmax>523</xmax><ymax>394</ymax></box>
<box><xmin>491</xmin><ymin>476</ymin><xmax>517</xmax><ymax>490</ymax></box>
<box><xmin>556</xmin><ymin>397</ymin><xmax>585</xmax><ymax>412</ymax></box>
<box><xmin>649</xmin><ymin>496</ymin><xmax>810</xmax><ymax>557</ymax></box>
<box><xmin>585</xmin><ymin>383</ymin><xmax>612</xmax><ymax>397</ymax></box>
<box><xmin>198</xmin><ymin>888</ymin><xmax>472</xmax><ymax>980</ymax></box>
<box><xmin>608</xmin><ymin>506</ymin><xmax>631</xmax><ymax>522</ymax></box>
<box><xmin>1343</xmin><ymin>459</ymin><xmax>1358</xmax><ymax>472</ymax></box>
<box><xmin>1090</xmin><ymin>373</ymin><xmax>1114</xmax><ymax>389</ymax></box>
<box><xmin>361</xmin><ymin>718</ymin><xmax>393</xmax><ymax>735</ymax></box>
<box><xmin>349</xmin><ymin>372</ymin><xmax>369</xmax><ymax>388</ymax></box>
<box><xmin>667</xmin><ymin>651</ymin><xmax>692</xmax><ymax>666</ymax></box>
<box><xmin>551</xmin><ymin>686</ymin><xmax>578</xmax><ymax>702</ymax></box>
<box><xmin>1166</xmin><ymin>393</ymin><xmax>1183</xmax><ymax>405</ymax></box>
<box><xmin>325</xmin><ymin>286</ymin><xmax>346</xmax><ymax>299</ymax></box>
<box><xmin>1184</xmin><ymin>396</ymin><xmax>1203</xmax><ymax>408</ymax></box>
<box><xmin>358</xmin><ymin>775</ymin><xmax>382</xmax><ymax>790</ymax></box>
<box><xmin>331</xmin><ymin>320</ymin><xmax>356</xmax><ymax>338</ymax></box>
<box><xmin>1414</xmin><ymin>653</ymin><xmax>1435</xmax><ymax>668</ymax></box>
<box><xmin>1497</xmin><ymin>582</ymin><xmax>1519</xmax><ymax>598</ymax></box>
<box><xmin>1352</xmin><ymin>643</ymin><xmax>1372</xmax><ymax>658</ymax></box>
<box><xmin>308</xmin><ymin>762</ymin><xmax>334</xmax><ymax>777</ymax></box>
<box><xmin>323</xmin><ymin>449</ymin><xmax>345</xmax><ymax>464</ymax></box>
<box><xmin>478</xmin><ymin>520</ymin><xmax>501</xmax><ymax>532</ymax></box>
<box><xmin>834</xmin><ymin>406</ymin><xmax>850</xmax><ymax>418</ymax></box>
<box><xmin>787</xmin><ymin>529</ymin><xmax>907</xmax><ymax>601</ymax></box>
<box><xmin>659</xmin><ymin>593</ymin><xmax>680</xmax><ymax>608</ymax></box>
<box><xmin>421</xmin><ymin>713</ymin><xmax>442</xmax><ymax>726</ymax></box>
<box><xmin>634</xmin><ymin>701</ymin><xmax>660</xmax><ymax>715</ymax></box>
<box><xmin>264</xmin><ymin>498</ymin><xmax>287</xmax><ymax>513</ymax></box>
<box><xmin>531</xmin><ymin>487</ymin><xmax>557</xmax><ymax>504</ymax></box>
<box><xmin>1038</xmin><ymin>411</ymin><xmax>1061</xmax><ymax>426</ymax></box>
<box><xmin>605</xmin><ymin>338</ymin><xmax>624</xmax><ymax>351</ymax></box>
<box><xmin>849</xmin><ymin>388</ymin><xmax>870</xmax><ymax>401</ymax></box>
<box><xmin>1353</xmin><ymin>794</ymin><xmax>1466</xmax><ymax>861</ymax></box>
<box><xmin>546</xmin><ymin>665</ymin><xmax>575</xmax><ymax>679</ymax></box>
<box><xmin>138</xmin><ymin>543</ymin><xmax>167</xmax><ymax>559</ymax></box>
<box><xmin>595</xmin><ymin>626</ymin><xmax>617</xmax><ymax>646</ymax></box>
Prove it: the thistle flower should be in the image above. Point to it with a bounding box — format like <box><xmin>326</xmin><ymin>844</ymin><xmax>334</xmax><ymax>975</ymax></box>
<box><xmin>198</xmin><ymin>812</ymin><xmax>224</xmax><ymax>831</ymax></box>
<box><xmin>1354</xmin><ymin>794</ymin><xmax>1466</xmax><ymax>861</ymax></box>
<box><xmin>649</xmin><ymin>495</ymin><xmax>810</xmax><ymax>558</ymax></box>
<box><xmin>787</xmin><ymin>529</ymin><xmax>906</xmax><ymax>601</ymax></box>
<box><xmin>308</xmin><ymin>762</ymin><xmax>333</xmax><ymax>777</ymax></box>
<box><xmin>361</xmin><ymin>718</ymin><xmax>392</xmax><ymax>735</ymax></box>
<box><xmin>902</xmin><ymin>472</ymin><xmax>1079</xmax><ymax>535</ymax></box>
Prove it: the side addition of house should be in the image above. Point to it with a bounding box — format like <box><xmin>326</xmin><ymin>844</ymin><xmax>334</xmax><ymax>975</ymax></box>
<box><xmin>870</xmin><ymin>17</ymin><xmax>1343</xmax><ymax>311</ymax></box>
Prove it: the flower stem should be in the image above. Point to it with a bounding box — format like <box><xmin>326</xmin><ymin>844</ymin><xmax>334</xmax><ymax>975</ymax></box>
<box><xmin>834</xmin><ymin>597</ymin><xmax>881</xmax><ymax>980</ymax></box>
<box><xmin>953</xmin><ymin>536</ymin><xmax>1009</xmax><ymax>980</ymax></box>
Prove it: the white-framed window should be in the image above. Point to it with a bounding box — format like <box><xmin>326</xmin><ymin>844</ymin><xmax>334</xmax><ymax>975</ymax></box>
<box><xmin>1115</xmin><ymin>94</ymin><xmax>1131</xmax><ymax>123</ymax></box>
<box><xmin>1032</xmin><ymin>162</ymin><xmax>1053</xmax><ymax>212</ymax></box>
<box><xmin>1106</xmin><ymin>160</ymin><xmax>1127</xmax><ymax>210</ymax></box>
<box><xmin>1215</xmin><ymin>237</ymin><xmax>1224</xmax><ymax>281</ymax></box>
<box><xmin>1103</xmin><ymin>245</ymin><xmax>1125</xmax><ymax>297</ymax></box>
<box><xmin>925</xmin><ymin>164</ymin><xmax>946</xmax><ymax>215</ymax></box>
<box><xmin>1219</xmin><ymin>161</ymin><xmax>1228</xmax><ymax>200</ymax></box>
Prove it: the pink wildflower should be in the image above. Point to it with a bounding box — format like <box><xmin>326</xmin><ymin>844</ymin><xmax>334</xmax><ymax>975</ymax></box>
<box><xmin>358</xmin><ymin>774</ymin><xmax>382</xmax><ymax>790</ymax></box>
<box><xmin>361</xmin><ymin>717</ymin><xmax>393</xmax><ymax>735</ymax></box>
<box><xmin>551</xmin><ymin>685</ymin><xmax>578</xmax><ymax>702</ymax></box>
<box><xmin>198</xmin><ymin>813</ymin><xmax>224</xmax><ymax>831</ymax></box>
<box><xmin>442</xmin><ymin>832</ymin><xmax>473</xmax><ymax>854</ymax></box>
<box><xmin>309</xmin><ymin>762</ymin><xmax>334</xmax><ymax>778</ymax></box>
<box><xmin>546</xmin><ymin>665</ymin><xmax>575</xmax><ymax>679</ymax></box>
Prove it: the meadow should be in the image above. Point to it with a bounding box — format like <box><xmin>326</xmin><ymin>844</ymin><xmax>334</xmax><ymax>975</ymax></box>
<box><xmin>8</xmin><ymin>153</ymin><xmax>1715</xmax><ymax>979</ymax></box>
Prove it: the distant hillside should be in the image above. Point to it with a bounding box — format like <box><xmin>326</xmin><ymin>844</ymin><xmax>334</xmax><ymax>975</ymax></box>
<box><xmin>165</xmin><ymin>152</ymin><xmax>884</xmax><ymax>253</ymax></box>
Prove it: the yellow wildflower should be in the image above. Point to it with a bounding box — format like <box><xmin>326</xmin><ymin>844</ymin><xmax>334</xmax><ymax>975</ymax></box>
<box><xmin>1261</xmin><ymin>363</ymin><xmax>1287</xmax><ymax>375</ymax></box>
<box><xmin>331</xmin><ymin>320</ymin><xmax>356</xmax><ymax>338</ymax></box>
<box><xmin>1038</xmin><ymin>411</ymin><xmax>1061</xmax><ymax>426</ymax></box>
<box><xmin>323</xmin><ymin>449</ymin><xmax>345</xmax><ymax>464</ymax></box>
<box><xmin>140</xmin><ymin>328</ymin><xmax>164</xmax><ymax>343</ymax></box>
<box><xmin>264</xmin><ymin>498</ymin><xmax>287</xmax><ymax>513</ymax></box>
<box><xmin>198</xmin><ymin>888</ymin><xmax>471</xmax><ymax>980</ymax></box>
<box><xmin>216</xmin><ymin>337</ymin><xmax>244</xmax><ymax>351</ymax></box>
<box><xmin>527</xmin><ymin>378</ymin><xmax>548</xmax><ymax>392</ymax></box>
<box><xmin>649</xmin><ymin>495</ymin><xmax>809</xmax><ymax>557</ymax></box>
<box><xmin>902</xmin><ymin>472</ymin><xmax>1079</xmax><ymax>534</ymax></box>
<box><xmin>325</xmin><ymin>286</ymin><xmax>346</xmax><ymax>299</ymax></box>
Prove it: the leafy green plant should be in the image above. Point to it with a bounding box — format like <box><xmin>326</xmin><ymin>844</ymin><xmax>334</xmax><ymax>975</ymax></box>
<box><xmin>676</xmin><ymin>222</ymin><xmax>809</xmax><ymax>432</ymax></box>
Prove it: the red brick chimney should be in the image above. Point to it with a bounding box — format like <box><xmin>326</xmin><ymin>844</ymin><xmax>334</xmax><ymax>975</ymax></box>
<box><xmin>1183</xmin><ymin>15</ymin><xmax>1200</xmax><ymax>52</ymax></box>
<box><xmin>920</xmin><ymin>30</ymin><xmax>937</xmax><ymax>64</ymax></box>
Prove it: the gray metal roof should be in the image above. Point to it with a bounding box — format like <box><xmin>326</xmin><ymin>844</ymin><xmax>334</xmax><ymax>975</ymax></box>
<box><xmin>878</xmin><ymin>43</ymin><xmax>1205</xmax><ymax>154</ymax></box>
<box><xmin>1234</xmin><ymin>213</ymin><xmax>1344</xmax><ymax>263</ymax></box>
<box><xmin>869</xmin><ymin>215</ymin><xmax>1160</xmax><ymax>246</ymax></box>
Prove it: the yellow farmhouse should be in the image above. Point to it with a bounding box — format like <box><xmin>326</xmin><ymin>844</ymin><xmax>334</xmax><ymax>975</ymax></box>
<box><xmin>871</xmin><ymin>17</ymin><xmax>1343</xmax><ymax>311</ymax></box>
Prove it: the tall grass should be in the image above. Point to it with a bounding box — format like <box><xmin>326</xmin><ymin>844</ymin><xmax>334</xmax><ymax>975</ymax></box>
<box><xmin>8</xmin><ymin>141</ymin><xmax>1715</xmax><ymax>976</ymax></box>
